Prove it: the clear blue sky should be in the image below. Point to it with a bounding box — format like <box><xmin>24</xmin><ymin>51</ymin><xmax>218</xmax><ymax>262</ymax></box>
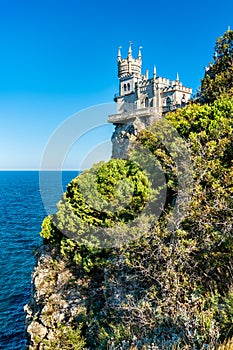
<box><xmin>1</xmin><ymin>0</ymin><xmax>233</xmax><ymax>169</ymax></box>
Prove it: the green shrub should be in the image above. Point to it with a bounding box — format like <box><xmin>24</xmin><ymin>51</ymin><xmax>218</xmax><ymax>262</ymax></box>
<box><xmin>40</xmin><ymin>324</ymin><xmax>85</xmax><ymax>350</ymax></box>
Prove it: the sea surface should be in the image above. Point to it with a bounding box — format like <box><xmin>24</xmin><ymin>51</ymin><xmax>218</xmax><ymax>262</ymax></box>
<box><xmin>0</xmin><ymin>171</ymin><xmax>79</xmax><ymax>350</ymax></box>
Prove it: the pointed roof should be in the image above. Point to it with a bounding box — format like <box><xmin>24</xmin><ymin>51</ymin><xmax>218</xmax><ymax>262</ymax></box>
<box><xmin>118</xmin><ymin>46</ymin><xmax>122</xmax><ymax>61</ymax></box>
<box><xmin>138</xmin><ymin>46</ymin><xmax>142</xmax><ymax>59</ymax></box>
<box><xmin>128</xmin><ymin>41</ymin><xmax>132</xmax><ymax>57</ymax></box>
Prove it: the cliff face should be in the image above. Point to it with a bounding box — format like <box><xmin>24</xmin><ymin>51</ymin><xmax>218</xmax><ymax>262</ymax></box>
<box><xmin>24</xmin><ymin>245</ymin><xmax>86</xmax><ymax>348</ymax></box>
<box><xmin>25</xmin><ymin>239</ymin><xmax>165</xmax><ymax>350</ymax></box>
<box><xmin>25</xmin><ymin>243</ymin><xmax>153</xmax><ymax>349</ymax></box>
<box><xmin>111</xmin><ymin>116</ymin><xmax>158</xmax><ymax>159</ymax></box>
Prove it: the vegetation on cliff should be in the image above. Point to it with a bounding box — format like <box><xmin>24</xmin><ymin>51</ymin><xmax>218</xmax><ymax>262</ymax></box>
<box><xmin>27</xmin><ymin>30</ymin><xmax>233</xmax><ymax>349</ymax></box>
<box><xmin>200</xmin><ymin>29</ymin><xmax>233</xmax><ymax>103</ymax></box>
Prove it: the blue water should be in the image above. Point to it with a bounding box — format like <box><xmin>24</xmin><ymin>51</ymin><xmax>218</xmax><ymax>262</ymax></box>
<box><xmin>0</xmin><ymin>171</ymin><xmax>78</xmax><ymax>350</ymax></box>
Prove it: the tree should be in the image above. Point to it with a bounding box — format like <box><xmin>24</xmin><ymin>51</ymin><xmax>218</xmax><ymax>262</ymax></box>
<box><xmin>200</xmin><ymin>29</ymin><xmax>233</xmax><ymax>103</ymax></box>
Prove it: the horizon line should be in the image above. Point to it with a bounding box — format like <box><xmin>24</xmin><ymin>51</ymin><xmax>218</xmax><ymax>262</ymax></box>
<box><xmin>0</xmin><ymin>169</ymin><xmax>82</xmax><ymax>171</ymax></box>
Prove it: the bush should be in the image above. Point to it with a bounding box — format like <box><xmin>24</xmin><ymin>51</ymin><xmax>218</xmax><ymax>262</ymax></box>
<box><xmin>54</xmin><ymin>159</ymin><xmax>150</xmax><ymax>242</ymax></box>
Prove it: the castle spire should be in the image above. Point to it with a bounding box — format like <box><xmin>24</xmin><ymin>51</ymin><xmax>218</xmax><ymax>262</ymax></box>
<box><xmin>128</xmin><ymin>41</ymin><xmax>132</xmax><ymax>57</ymax></box>
<box><xmin>138</xmin><ymin>46</ymin><xmax>142</xmax><ymax>60</ymax></box>
<box><xmin>176</xmin><ymin>72</ymin><xmax>180</xmax><ymax>82</ymax></box>
<box><xmin>153</xmin><ymin>65</ymin><xmax>157</xmax><ymax>78</ymax></box>
<box><xmin>118</xmin><ymin>46</ymin><xmax>122</xmax><ymax>61</ymax></box>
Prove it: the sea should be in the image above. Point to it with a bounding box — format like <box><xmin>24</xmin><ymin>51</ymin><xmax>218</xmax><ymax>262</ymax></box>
<box><xmin>0</xmin><ymin>171</ymin><xmax>79</xmax><ymax>350</ymax></box>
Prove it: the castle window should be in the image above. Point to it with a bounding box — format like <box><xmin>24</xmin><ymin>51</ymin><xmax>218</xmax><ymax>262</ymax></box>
<box><xmin>124</xmin><ymin>84</ymin><xmax>127</xmax><ymax>91</ymax></box>
<box><xmin>127</xmin><ymin>83</ymin><xmax>130</xmax><ymax>91</ymax></box>
<box><xmin>145</xmin><ymin>97</ymin><xmax>149</xmax><ymax>107</ymax></box>
<box><xmin>166</xmin><ymin>97</ymin><xmax>171</xmax><ymax>105</ymax></box>
<box><xmin>181</xmin><ymin>94</ymin><xmax>186</xmax><ymax>106</ymax></box>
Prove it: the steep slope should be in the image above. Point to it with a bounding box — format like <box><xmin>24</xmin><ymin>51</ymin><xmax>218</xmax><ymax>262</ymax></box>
<box><xmin>25</xmin><ymin>97</ymin><xmax>233</xmax><ymax>349</ymax></box>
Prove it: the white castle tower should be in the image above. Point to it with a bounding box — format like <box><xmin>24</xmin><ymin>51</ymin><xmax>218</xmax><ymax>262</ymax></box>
<box><xmin>108</xmin><ymin>43</ymin><xmax>192</xmax><ymax>125</ymax></box>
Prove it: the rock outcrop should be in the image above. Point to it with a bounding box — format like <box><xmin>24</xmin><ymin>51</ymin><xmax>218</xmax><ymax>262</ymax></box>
<box><xmin>111</xmin><ymin>116</ymin><xmax>159</xmax><ymax>159</ymax></box>
<box><xmin>24</xmin><ymin>245</ymin><xmax>86</xmax><ymax>348</ymax></box>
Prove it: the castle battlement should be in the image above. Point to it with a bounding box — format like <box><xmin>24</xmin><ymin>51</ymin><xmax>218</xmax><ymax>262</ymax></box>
<box><xmin>108</xmin><ymin>43</ymin><xmax>192</xmax><ymax>125</ymax></box>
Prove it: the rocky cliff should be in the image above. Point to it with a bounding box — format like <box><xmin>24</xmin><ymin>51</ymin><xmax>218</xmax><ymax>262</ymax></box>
<box><xmin>25</xmin><ymin>98</ymin><xmax>233</xmax><ymax>349</ymax></box>
<box><xmin>24</xmin><ymin>245</ymin><xmax>86</xmax><ymax>348</ymax></box>
<box><xmin>111</xmin><ymin>116</ymin><xmax>159</xmax><ymax>159</ymax></box>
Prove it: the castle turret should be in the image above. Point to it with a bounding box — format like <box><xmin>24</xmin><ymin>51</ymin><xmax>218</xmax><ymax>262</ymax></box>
<box><xmin>117</xmin><ymin>42</ymin><xmax>142</xmax><ymax>79</ymax></box>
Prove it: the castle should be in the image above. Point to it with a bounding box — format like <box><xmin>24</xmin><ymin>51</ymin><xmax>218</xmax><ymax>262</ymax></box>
<box><xmin>108</xmin><ymin>43</ymin><xmax>192</xmax><ymax>158</ymax></box>
<box><xmin>108</xmin><ymin>43</ymin><xmax>192</xmax><ymax>125</ymax></box>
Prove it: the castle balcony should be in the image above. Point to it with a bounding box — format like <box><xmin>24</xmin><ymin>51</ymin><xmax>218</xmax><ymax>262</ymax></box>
<box><xmin>162</xmin><ymin>103</ymin><xmax>191</xmax><ymax>114</ymax></box>
<box><xmin>108</xmin><ymin>107</ymin><xmax>157</xmax><ymax>124</ymax></box>
<box><xmin>162</xmin><ymin>104</ymin><xmax>180</xmax><ymax>113</ymax></box>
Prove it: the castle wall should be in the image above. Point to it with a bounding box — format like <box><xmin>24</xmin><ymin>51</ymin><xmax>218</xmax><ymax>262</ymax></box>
<box><xmin>117</xmin><ymin>94</ymin><xmax>137</xmax><ymax>113</ymax></box>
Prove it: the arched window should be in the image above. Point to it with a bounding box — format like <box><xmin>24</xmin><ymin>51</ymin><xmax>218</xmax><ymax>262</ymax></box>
<box><xmin>181</xmin><ymin>94</ymin><xmax>186</xmax><ymax>106</ymax></box>
<box><xmin>166</xmin><ymin>97</ymin><xmax>171</xmax><ymax>105</ymax></box>
<box><xmin>124</xmin><ymin>84</ymin><xmax>127</xmax><ymax>92</ymax></box>
<box><xmin>145</xmin><ymin>97</ymin><xmax>149</xmax><ymax>107</ymax></box>
<box><xmin>127</xmin><ymin>83</ymin><xmax>130</xmax><ymax>91</ymax></box>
